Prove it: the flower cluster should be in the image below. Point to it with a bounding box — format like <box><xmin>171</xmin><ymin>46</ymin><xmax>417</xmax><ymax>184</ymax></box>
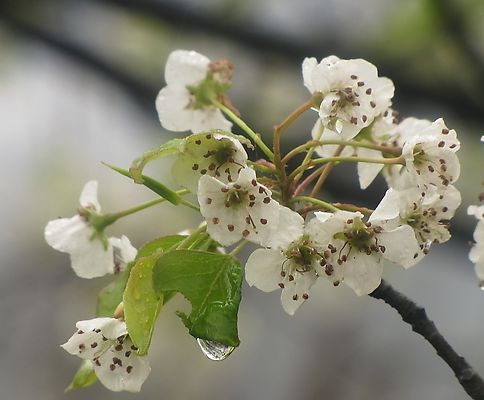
<box><xmin>45</xmin><ymin>49</ymin><xmax>469</xmax><ymax>392</ymax></box>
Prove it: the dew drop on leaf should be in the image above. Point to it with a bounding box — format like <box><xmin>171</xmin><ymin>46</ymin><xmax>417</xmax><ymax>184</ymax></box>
<box><xmin>196</xmin><ymin>338</ymin><xmax>235</xmax><ymax>361</ymax></box>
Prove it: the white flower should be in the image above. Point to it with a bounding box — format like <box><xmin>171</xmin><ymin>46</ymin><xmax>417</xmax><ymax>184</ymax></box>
<box><xmin>303</xmin><ymin>56</ymin><xmax>394</xmax><ymax>139</ymax></box>
<box><xmin>62</xmin><ymin>317</ymin><xmax>150</xmax><ymax>392</ymax></box>
<box><xmin>156</xmin><ymin>50</ymin><xmax>232</xmax><ymax>133</ymax></box>
<box><xmin>468</xmin><ymin>205</ymin><xmax>484</xmax><ymax>280</ymax></box>
<box><xmin>370</xmin><ymin>185</ymin><xmax>461</xmax><ymax>266</ymax></box>
<box><xmin>172</xmin><ymin>131</ymin><xmax>248</xmax><ymax>191</ymax></box>
<box><xmin>245</xmin><ymin>219</ymin><xmax>324</xmax><ymax>315</ymax></box>
<box><xmin>44</xmin><ymin>181</ymin><xmax>137</xmax><ymax>278</ymax></box>
<box><xmin>311</xmin><ymin>109</ymin><xmax>399</xmax><ymax>189</ymax></box>
<box><xmin>383</xmin><ymin>118</ymin><xmax>460</xmax><ymax>189</ymax></box>
<box><xmin>198</xmin><ymin>167</ymin><xmax>303</xmax><ymax>247</ymax></box>
<box><xmin>310</xmin><ymin>211</ymin><xmax>419</xmax><ymax>295</ymax></box>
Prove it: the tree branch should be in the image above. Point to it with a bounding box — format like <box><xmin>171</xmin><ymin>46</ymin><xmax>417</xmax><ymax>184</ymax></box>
<box><xmin>370</xmin><ymin>280</ymin><xmax>484</xmax><ymax>400</ymax></box>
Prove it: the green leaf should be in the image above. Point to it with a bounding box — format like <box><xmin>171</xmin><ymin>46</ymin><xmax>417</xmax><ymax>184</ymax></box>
<box><xmin>153</xmin><ymin>250</ymin><xmax>243</xmax><ymax>347</ymax></box>
<box><xmin>122</xmin><ymin>235</ymin><xmax>188</xmax><ymax>354</ymax></box>
<box><xmin>104</xmin><ymin>163</ymin><xmax>182</xmax><ymax>205</ymax></box>
<box><xmin>123</xmin><ymin>256</ymin><xmax>162</xmax><ymax>355</ymax></box>
<box><xmin>136</xmin><ymin>235</ymin><xmax>186</xmax><ymax>259</ymax></box>
<box><xmin>129</xmin><ymin>138</ymin><xmax>184</xmax><ymax>183</ymax></box>
<box><xmin>65</xmin><ymin>360</ymin><xmax>97</xmax><ymax>392</ymax></box>
<box><xmin>96</xmin><ymin>263</ymin><xmax>133</xmax><ymax>317</ymax></box>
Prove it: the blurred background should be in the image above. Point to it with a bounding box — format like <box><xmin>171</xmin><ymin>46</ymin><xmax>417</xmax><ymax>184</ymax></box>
<box><xmin>1</xmin><ymin>0</ymin><xmax>484</xmax><ymax>399</ymax></box>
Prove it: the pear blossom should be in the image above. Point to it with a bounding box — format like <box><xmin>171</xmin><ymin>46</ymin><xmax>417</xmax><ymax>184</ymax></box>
<box><xmin>383</xmin><ymin>118</ymin><xmax>460</xmax><ymax>189</ymax></box>
<box><xmin>312</xmin><ymin>108</ymin><xmax>400</xmax><ymax>189</ymax></box>
<box><xmin>370</xmin><ymin>185</ymin><xmax>461</xmax><ymax>266</ymax></box>
<box><xmin>156</xmin><ymin>50</ymin><xmax>232</xmax><ymax>133</ymax></box>
<box><xmin>198</xmin><ymin>167</ymin><xmax>303</xmax><ymax>247</ymax></box>
<box><xmin>62</xmin><ymin>317</ymin><xmax>150</xmax><ymax>392</ymax></box>
<box><xmin>468</xmin><ymin>205</ymin><xmax>484</xmax><ymax>280</ymax></box>
<box><xmin>172</xmin><ymin>131</ymin><xmax>248</xmax><ymax>191</ymax></box>
<box><xmin>310</xmin><ymin>211</ymin><xmax>420</xmax><ymax>295</ymax></box>
<box><xmin>245</xmin><ymin>217</ymin><xmax>327</xmax><ymax>315</ymax></box>
<box><xmin>44</xmin><ymin>181</ymin><xmax>137</xmax><ymax>278</ymax></box>
<box><xmin>303</xmin><ymin>55</ymin><xmax>394</xmax><ymax>139</ymax></box>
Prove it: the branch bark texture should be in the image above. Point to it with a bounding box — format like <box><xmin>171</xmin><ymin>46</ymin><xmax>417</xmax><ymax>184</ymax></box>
<box><xmin>370</xmin><ymin>280</ymin><xmax>484</xmax><ymax>400</ymax></box>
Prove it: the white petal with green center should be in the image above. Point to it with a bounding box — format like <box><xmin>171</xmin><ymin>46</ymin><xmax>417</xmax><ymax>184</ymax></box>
<box><xmin>198</xmin><ymin>168</ymin><xmax>280</xmax><ymax>247</ymax></box>
<box><xmin>94</xmin><ymin>337</ymin><xmax>151</xmax><ymax>392</ymax></box>
<box><xmin>45</xmin><ymin>215</ymin><xmax>114</xmax><ymax>278</ymax></box>
<box><xmin>172</xmin><ymin>132</ymin><xmax>247</xmax><ymax>191</ymax></box>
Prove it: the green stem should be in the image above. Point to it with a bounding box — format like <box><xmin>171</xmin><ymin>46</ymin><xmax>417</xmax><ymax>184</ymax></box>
<box><xmin>282</xmin><ymin>140</ymin><xmax>401</xmax><ymax>164</ymax></box>
<box><xmin>214</xmin><ymin>100</ymin><xmax>274</xmax><ymax>161</ymax></box>
<box><xmin>105</xmin><ymin>189</ymin><xmax>189</xmax><ymax>221</ymax></box>
<box><xmin>288</xmin><ymin>155</ymin><xmax>404</xmax><ymax>181</ymax></box>
<box><xmin>176</xmin><ymin>223</ymin><xmax>208</xmax><ymax>250</ymax></box>
<box><xmin>229</xmin><ymin>240</ymin><xmax>249</xmax><ymax>256</ymax></box>
<box><xmin>310</xmin><ymin>144</ymin><xmax>345</xmax><ymax>197</ymax></box>
<box><xmin>290</xmin><ymin>196</ymin><xmax>340</xmax><ymax>212</ymax></box>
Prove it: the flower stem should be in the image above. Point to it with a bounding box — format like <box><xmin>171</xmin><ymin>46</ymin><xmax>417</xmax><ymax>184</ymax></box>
<box><xmin>288</xmin><ymin>155</ymin><xmax>404</xmax><ymax>181</ymax></box>
<box><xmin>290</xmin><ymin>195</ymin><xmax>340</xmax><ymax>212</ymax></box>
<box><xmin>310</xmin><ymin>144</ymin><xmax>345</xmax><ymax>197</ymax></box>
<box><xmin>105</xmin><ymin>189</ymin><xmax>191</xmax><ymax>221</ymax></box>
<box><xmin>282</xmin><ymin>139</ymin><xmax>401</xmax><ymax>164</ymax></box>
<box><xmin>176</xmin><ymin>223</ymin><xmax>208</xmax><ymax>250</ymax></box>
<box><xmin>370</xmin><ymin>280</ymin><xmax>484</xmax><ymax>400</ymax></box>
<box><xmin>273</xmin><ymin>97</ymin><xmax>315</xmax><ymax>203</ymax></box>
<box><xmin>214</xmin><ymin>100</ymin><xmax>274</xmax><ymax>161</ymax></box>
<box><xmin>229</xmin><ymin>240</ymin><xmax>248</xmax><ymax>256</ymax></box>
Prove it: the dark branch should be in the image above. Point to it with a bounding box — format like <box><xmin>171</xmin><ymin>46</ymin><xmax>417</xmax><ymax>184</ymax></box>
<box><xmin>91</xmin><ymin>0</ymin><xmax>484</xmax><ymax>120</ymax></box>
<box><xmin>370</xmin><ymin>280</ymin><xmax>484</xmax><ymax>400</ymax></box>
<box><xmin>0</xmin><ymin>7</ymin><xmax>157</xmax><ymax>108</ymax></box>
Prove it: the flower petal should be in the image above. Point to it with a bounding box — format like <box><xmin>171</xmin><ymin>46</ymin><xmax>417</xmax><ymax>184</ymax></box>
<box><xmin>79</xmin><ymin>181</ymin><xmax>101</xmax><ymax>211</ymax></box>
<box><xmin>245</xmin><ymin>248</ymin><xmax>285</xmax><ymax>292</ymax></box>
<box><xmin>94</xmin><ymin>338</ymin><xmax>150</xmax><ymax>392</ymax></box>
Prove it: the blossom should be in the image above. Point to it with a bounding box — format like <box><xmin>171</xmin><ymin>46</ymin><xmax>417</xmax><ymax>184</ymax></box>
<box><xmin>172</xmin><ymin>131</ymin><xmax>248</xmax><ymax>191</ymax></box>
<box><xmin>62</xmin><ymin>317</ymin><xmax>150</xmax><ymax>392</ymax></box>
<box><xmin>198</xmin><ymin>167</ymin><xmax>303</xmax><ymax>247</ymax></box>
<box><xmin>44</xmin><ymin>181</ymin><xmax>137</xmax><ymax>278</ymax></box>
<box><xmin>303</xmin><ymin>55</ymin><xmax>394</xmax><ymax>139</ymax></box>
<box><xmin>245</xmin><ymin>216</ymin><xmax>328</xmax><ymax>315</ymax></box>
<box><xmin>468</xmin><ymin>205</ymin><xmax>484</xmax><ymax>280</ymax></box>
<box><xmin>310</xmin><ymin>211</ymin><xmax>419</xmax><ymax>295</ymax></box>
<box><xmin>383</xmin><ymin>118</ymin><xmax>460</xmax><ymax>189</ymax></box>
<box><xmin>312</xmin><ymin>108</ymin><xmax>399</xmax><ymax>189</ymax></box>
<box><xmin>156</xmin><ymin>50</ymin><xmax>232</xmax><ymax>133</ymax></box>
<box><xmin>370</xmin><ymin>185</ymin><xmax>461</xmax><ymax>265</ymax></box>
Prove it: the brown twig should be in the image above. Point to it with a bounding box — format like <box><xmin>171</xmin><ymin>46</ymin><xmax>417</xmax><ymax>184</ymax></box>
<box><xmin>370</xmin><ymin>280</ymin><xmax>484</xmax><ymax>400</ymax></box>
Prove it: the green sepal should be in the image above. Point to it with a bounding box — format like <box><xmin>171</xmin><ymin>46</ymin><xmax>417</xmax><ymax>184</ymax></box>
<box><xmin>65</xmin><ymin>360</ymin><xmax>97</xmax><ymax>392</ymax></box>
<box><xmin>129</xmin><ymin>138</ymin><xmax>184</xmax><ymax>183</ymax></box>
<box><xmin>153</xmin><ymin>249</ymin><xmax>243</xmax><ymax>347</ymax></box>
<box><xmin>104</xmin><ymin>163</ymin><xmax>181</xmax><ymax>205</ymax></box>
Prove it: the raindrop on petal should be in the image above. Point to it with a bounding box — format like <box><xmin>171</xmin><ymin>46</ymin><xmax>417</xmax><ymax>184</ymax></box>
<box><xmin>196</xmin><ymin>338</ymin><xmax>235</xmax><ymax>361</ymax></box>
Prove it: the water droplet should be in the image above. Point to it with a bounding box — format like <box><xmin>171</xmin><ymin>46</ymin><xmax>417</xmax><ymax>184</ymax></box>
<box><xmin>479</xmin><ymin>281</ymin><xmax>484</xmax><ymax>291</ymax></box>
<box><xmin>196</xmin><ymin>338</ymin><xmax>235</xmax><ymax>361</ymax></box>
